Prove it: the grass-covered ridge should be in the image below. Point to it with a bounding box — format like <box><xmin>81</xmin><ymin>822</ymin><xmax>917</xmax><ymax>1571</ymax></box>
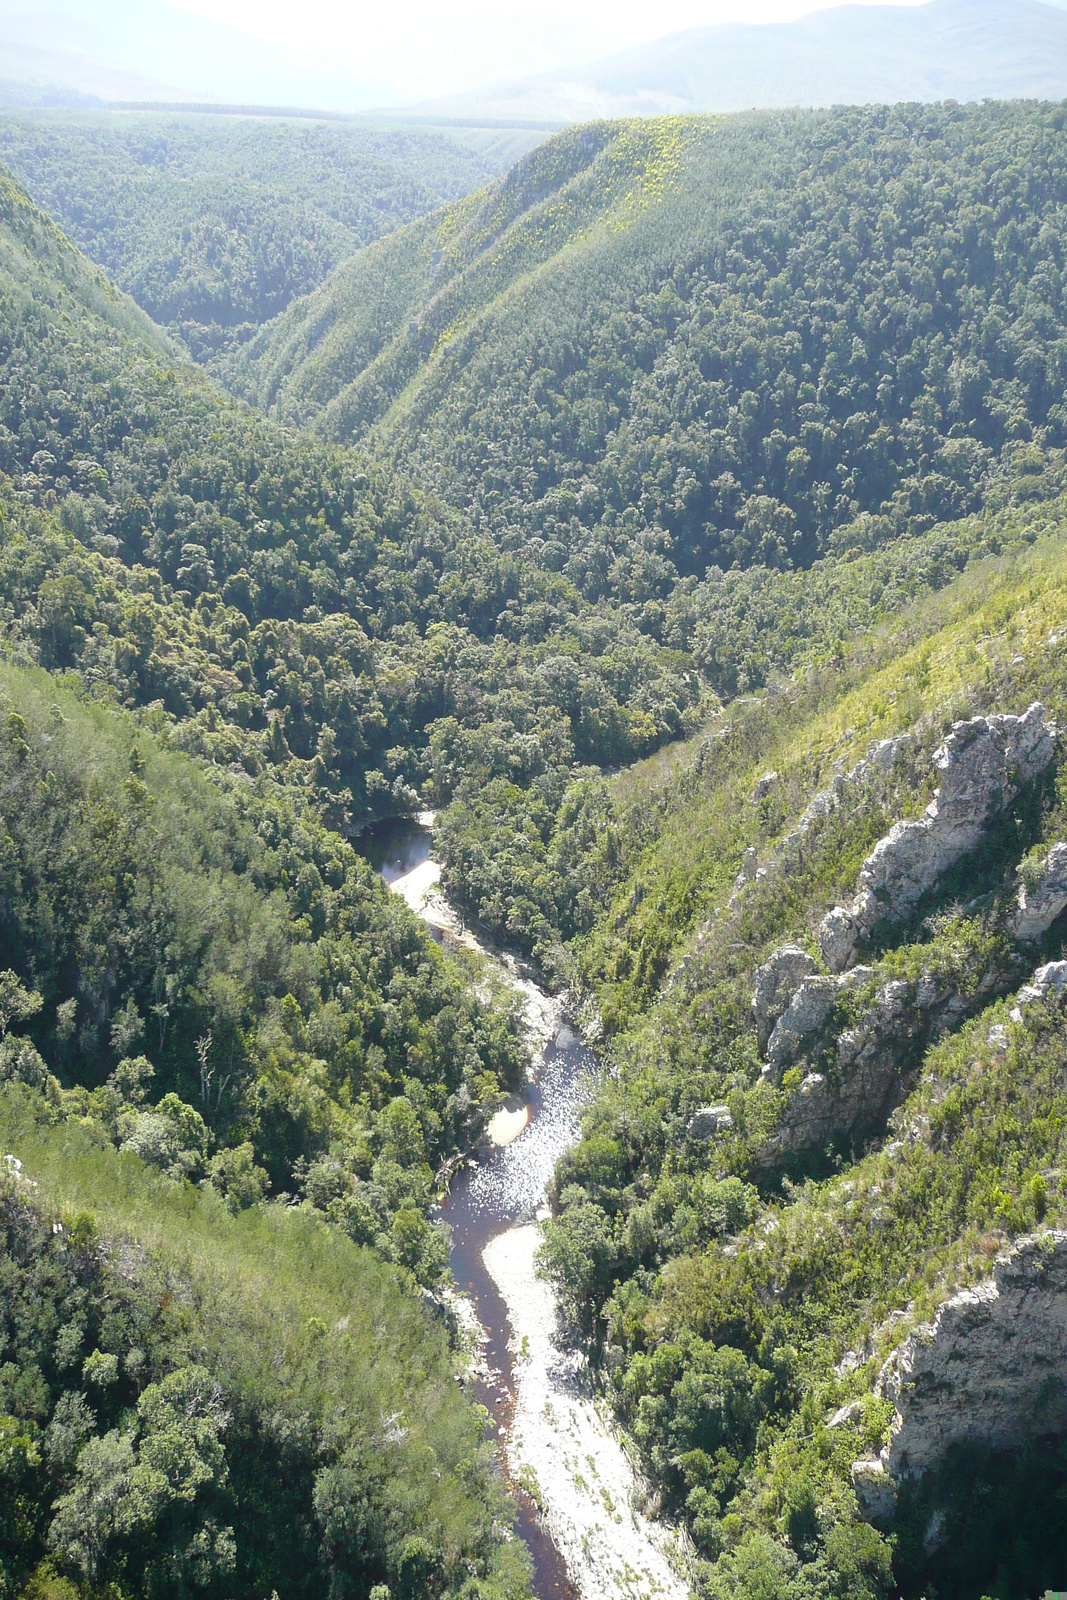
<box><xmin>0</xmin><ymin>1090</ymin><xmax>531</xmax><ymax>1600</ymax></box>
<box><xmin>532</xmin><ymin>502</ymin><xmax>1067</xmax><ymax>1600</ymax></box>
<box><xmin>0</xmin><ymin>659</ymin><xmax>527</xmax><ymax>1285</ymax></box>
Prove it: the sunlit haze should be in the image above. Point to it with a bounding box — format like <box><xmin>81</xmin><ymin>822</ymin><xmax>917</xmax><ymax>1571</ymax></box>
<box><xmin>165</xmin><ymin>0</ymin><xmax>931</xmax><ymax>103</ymax></box>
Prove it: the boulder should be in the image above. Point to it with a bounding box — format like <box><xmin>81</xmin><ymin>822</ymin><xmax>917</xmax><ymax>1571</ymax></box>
<box><xmin>851</xmin><ymin>1458</ymin><xmax>897</xmax><ymax>1522</ymax></box>
<box><xmin>1011</xmin><ymin>842</ymin><xmax>1067</xmax><ymax>942</ymax></box>
<box><xmin>819</xmin><ymin>704</ymin><xmax>1056</xmax><ymax>970</ymax></box>
<box><xmin>1010</xmin><ymin>958</ymin><xmax>1067</xmax><ymax>1020</ymax></box>
<box><xmin>858</xmin><ymin>1233</ymin><xmax>1067</xmax><ymax>1508</ymax></box>
<box><xmin>818</xmin><ymin>906</ymin><xmax>861</xmax><ymax>974</ymax></box>
<box><xmin>752</xmin><ymin>944</ymin><xmax>817</xmax><ymax>1050</ymax></box>
<box><xmin>686</xmin><ymin>1104</ymin><xmax>734</xmax><ymax>1140</ymax></box>
<box><xmin>765</xmin><ymin>976</ymin><xmax>840</xmax><ymax>1072</ymax></box>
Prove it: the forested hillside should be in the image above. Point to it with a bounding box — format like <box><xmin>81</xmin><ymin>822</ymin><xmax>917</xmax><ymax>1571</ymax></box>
<box><xmin>0</xmin><ymin>112</ymin><xmax>540</xmax><ymax>366</ymax></box>
<box><xmin>534</xmin><ymin>503</ymin><xmax>1067</xmax><ymax>1600</ymax></box>
<box><xmin>0</xmin><ymin>158</ymin><xmax>701</xmax><ymax>838</ymax></box>
<box><xmin>241</xmin><ymin>102</ymin><xmax>1067</xmax><ymax>592</ymax></box>
<box><xmin>6</xmin><ymin>90</ymin><xmax>1067</xmax><ymax>1600</ymax></box>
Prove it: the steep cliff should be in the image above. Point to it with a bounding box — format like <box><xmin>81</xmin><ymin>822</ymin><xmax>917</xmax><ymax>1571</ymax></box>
<box><xmin>853</xmin><ymin>1231</ymin><xmax>1067</xmax><ymax>1520</ymax></box>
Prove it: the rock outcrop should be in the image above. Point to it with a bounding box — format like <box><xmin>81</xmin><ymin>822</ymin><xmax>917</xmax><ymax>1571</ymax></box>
<box><xmin>1010</xmin><ymin>958</ymin><xmax>1067</xmax><ymax>1019</ymax></box>
<box><xmin>853</xmin><ymin>1232</ymin><xmax>1067</xmax><ymax>1520</ymax></box>
<box><xmin>686</xmin><ymin>1104</ymin><xmax>733</xmax><ymax>1140</ymax></box>
<box><xmin>818</xmin><ymin>705</ymin><xmax>1056</xmax><ymax>972</ymax></box>
<box><xmin>752</xmin><ymin>944</ymin><xmax>817</xmax><ymax>1050</ymax></box>
<box><xmin>764</xmin><ymin>974</ymin><xmax>849</xmax><ymax>1072</ymax></box>
<box><xmin>758</xmin><ymin>959</ymin><xmax>1006</xmax><ymax>1167</ymax></box>
<box><xmin>1011</xmin><ymin>842</ymin><xmax>1067</xmax><ymax>942</ymax></box>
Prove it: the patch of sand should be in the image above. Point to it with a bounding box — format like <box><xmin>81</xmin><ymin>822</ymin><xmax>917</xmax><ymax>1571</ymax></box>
<box><xmin>487</xmin><ymin>1102</ymin><xmax>531</xmax><ymax>1145</ymax></box>
<box><xmin>483</xmin><ymin>1224</ymin><xmax>692</xmax><ymax>1600</ymax></box>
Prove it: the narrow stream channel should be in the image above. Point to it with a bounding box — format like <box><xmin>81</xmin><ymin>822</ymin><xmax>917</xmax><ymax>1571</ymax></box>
<box><xmin>357</xmin><ymin>816</ymin><xmax>688</xmax><ymax>1600</ymax></box>
<box><xmin>358</xmin><ymin>815</ymin><xmax>593</xmax><ymax>1597</ymax></box>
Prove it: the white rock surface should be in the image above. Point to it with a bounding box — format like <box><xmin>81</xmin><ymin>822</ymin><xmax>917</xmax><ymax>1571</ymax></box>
<box><xmin>686</xmin><ymin>1104</ymin><xmax>733</xmax><ymax>1140</ymax></box>
<box><xmin>854</xmin><ymin>1232</ymin><xmax>1067</xmax><ymax>1519</ymax></box>
<box><xmin>1011</xmin><ymin>842</ymin><xmax>1067</xmax><ymax>942</ymax></box>
<box><xmin>819</xmin><ymin>704</ymin><xmax>1056</xmax><ymax>971</ymax></box>
<box><xmin>752</xmin><ymin>945</ymin><xmax>817</xmax><ymax>1050</ymax></box>
<box><xmin>484</xmin><ymin>1224</ymin><xmax>691</xmax><ymax>1600</ymax></box>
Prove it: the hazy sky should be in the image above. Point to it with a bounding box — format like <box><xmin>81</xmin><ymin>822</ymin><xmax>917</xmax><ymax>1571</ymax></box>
<box><xmin>164</xmin><ymin>0</ymin><xmax>931</xmax><ymax>102</ymax></box>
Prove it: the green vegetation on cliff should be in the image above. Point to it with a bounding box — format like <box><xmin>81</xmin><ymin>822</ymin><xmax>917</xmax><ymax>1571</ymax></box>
<box><xmin>537</xmin><ymin>509</ymin><xmax>1067</xmax><ymax>1600</ymax></box>
<box><xmin>0</xmin><ymin>112</ymin><xmax>540</xmax><ymax>367</ymax></box>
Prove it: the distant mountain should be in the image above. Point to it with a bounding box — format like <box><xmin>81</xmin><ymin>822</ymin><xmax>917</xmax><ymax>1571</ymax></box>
<box><xmin>419</xmin><ymin>0</ymin><xmax>1067</xmax><ymax>123</ymax></box>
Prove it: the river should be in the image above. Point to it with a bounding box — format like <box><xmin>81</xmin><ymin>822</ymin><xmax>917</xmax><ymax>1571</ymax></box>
<box><xmin>357</xmin><ymin>816</ymin><xmax>690</xmax><ymax>1600</ymax></box>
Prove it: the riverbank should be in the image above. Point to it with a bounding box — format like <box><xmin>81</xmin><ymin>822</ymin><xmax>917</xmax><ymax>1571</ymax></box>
<box><xmin>361</xmin><ymin>812</ymin><xmax>693</xmax><ymax>1600</ymax></box>
<box><xmin>485</xmin><ymin>1223</ymin><xmax>691</xmax><ymax>1600</ymax></box>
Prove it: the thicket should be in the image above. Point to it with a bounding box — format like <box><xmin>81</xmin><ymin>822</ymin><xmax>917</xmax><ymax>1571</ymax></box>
<box><xmin>0</xmin><ymin>1098</ymin><xmax>530</xmax><ymax>1600</ymax></box>
<box><xmin>0</xmin><ymin>113</ymin><xmax>536</xmax><ymax>366</ymax></box>
<box><xmin>0</xmin><ymin>661</ymin><xmax>527</xmax><ymax>1286</ymax></box>
<box><xmin>534</xmin><ymin>521</ymin><xmax>1067</xmax><ymax>1600</ymax></box>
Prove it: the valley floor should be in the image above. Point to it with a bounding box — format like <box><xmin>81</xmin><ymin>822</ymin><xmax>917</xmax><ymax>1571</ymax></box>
<box><xmin>485</xmin><ymin>1222</ymin><xmax>691</xmax><ymax>1600</ymax></box>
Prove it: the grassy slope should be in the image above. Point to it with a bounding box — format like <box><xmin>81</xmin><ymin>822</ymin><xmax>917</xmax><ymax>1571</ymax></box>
<box><xmin>536</xmin><ymin>499</ymin><xmax>1067</xmax><ymax>1599</ymax></box>
<box><xmin>0</xmin><ymin>160</ymin><xmax>174</xmax><ymax>356</ymax></box>
<box><xmin>0</xmin><ymin>1087</ymin><xmax>531</xmax><ymax>1599</ymax></box>
<box><xmin>235</xmin><ymin>116</ymin><xmax>751</xmax><ymax>435</ymax></box>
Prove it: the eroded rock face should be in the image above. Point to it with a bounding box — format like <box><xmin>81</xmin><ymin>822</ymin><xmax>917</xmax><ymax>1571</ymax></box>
<box><xmin>752</xmin><ymin>944</ymin><xmax>817</xmax><ymax>1050</ymax></box>
<box><xmin>819</xmin><ymin>705</ymin><xmax>1056</xmax><ymax>971</ymax></box>
<box><xmin>686</xmin><ymin>1104</ymin><xmax>733</xmax><ymax>1140</ymax></box>
<box><xmin>764</xmin><ymin>976</ymin><xmax>841</xmax><ymax>1072</ymax></box>
<box><xmin>759</xmin><ymin>959</ymin><xmax>1006</xmax><ymax>1167</ymax></box>
<box><xmin>853</xmin><ymin>1233</ymin><xmax>1067</xmax><ymax>1520</ymax></box>
<box><xmin>1011</xmin><ymin>842</ymin><xmax>1067</xmax><ymax>942</ymax></box>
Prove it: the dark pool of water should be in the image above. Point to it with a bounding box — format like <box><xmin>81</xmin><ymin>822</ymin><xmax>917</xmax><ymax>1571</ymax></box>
<box><xmin>355</xmin><ymin>815</ymin><xmax>434</xmax><ymax>883</ymax></box>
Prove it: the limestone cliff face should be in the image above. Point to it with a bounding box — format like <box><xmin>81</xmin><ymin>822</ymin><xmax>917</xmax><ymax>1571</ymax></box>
<box><xmin>818</xmin><ymin>705</ymin><xmax>1056</xmax><ymax>972</ymax></box>
<box><xmin>852</xmin><ymin>1232</ymin><xmax>1067</xmax><ymax>1520</ymax></box>
<box><xmin>755</xmin><ymin>959</ymin><xmax>1005</xmax><ymax>1166</ymax></box>
<box><xmin>1011</xmin><ymin>842</ymin><xmax>1067</xmax><ymax>942</ymax></box>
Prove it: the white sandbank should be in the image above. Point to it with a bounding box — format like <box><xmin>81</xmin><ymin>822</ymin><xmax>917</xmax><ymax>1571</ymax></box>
<box><xmin>487</xmin><ymin>1102</ymin><xmax>531</xmax><ymax>1145</ymax></box>
<box><xmin>483</xmin><ymin>1224</ymin><xmax>692</xmax><ymax>1600</ymax></box>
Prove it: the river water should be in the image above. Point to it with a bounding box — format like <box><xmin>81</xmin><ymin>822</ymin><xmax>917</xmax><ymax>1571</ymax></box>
<box><xmin>357</xmin><ymin>817</ymin><xmax>688</xmax><ymax>1600</ymax></box>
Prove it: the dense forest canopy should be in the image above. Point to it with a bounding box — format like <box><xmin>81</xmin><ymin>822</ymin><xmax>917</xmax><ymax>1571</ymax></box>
<box><xmin>0</xmin><ymin>159</ymin><xmax>702</xmax><ymax>838</ymax></box>
<box><xmin>0</xmin><ymin>112</ymin><xmax>541</xmax><ymax>366</ymax></box>
<box><xmin>239</xmin><ymin>102</ymin><xmax>1067</xmax><ymax>599</ymax></box>
<box><xmin>3</xmin><ymin>90</ymin><xmax>1067</xmax><ymax>1600</ymax></box>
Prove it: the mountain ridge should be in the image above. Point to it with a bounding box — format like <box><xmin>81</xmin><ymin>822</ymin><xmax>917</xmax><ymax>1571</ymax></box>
<box><xmin>418</xmin><ymin>0</ymin><xmax>1067</xmax><ymax>123</ymax></box>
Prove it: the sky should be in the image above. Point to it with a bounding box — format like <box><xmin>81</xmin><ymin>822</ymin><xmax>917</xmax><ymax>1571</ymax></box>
<box><xmin>162</xmin><ymin>0</ymin><xmax>932</xmax><ymax>103</ymax></box>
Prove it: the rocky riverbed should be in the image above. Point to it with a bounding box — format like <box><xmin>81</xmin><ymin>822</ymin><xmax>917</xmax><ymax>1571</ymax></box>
<box><xmin>358</xmin><ymin>814</ymin><xmax>693</xmax><ymax>1600</ymax></box>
